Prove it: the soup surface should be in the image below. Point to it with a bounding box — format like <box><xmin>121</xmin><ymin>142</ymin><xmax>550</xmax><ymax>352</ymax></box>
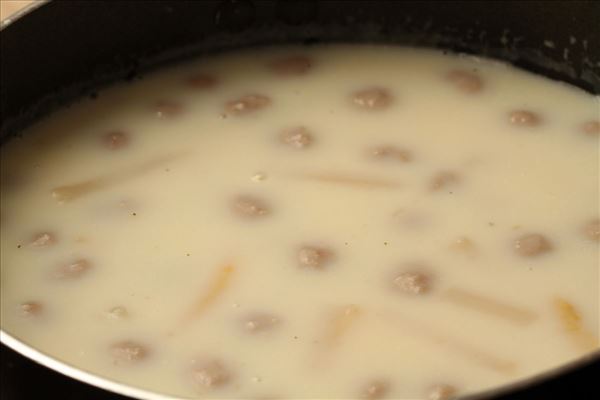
<box><xmin>1</xmin><ymin>45</ymin><xmax>599</xmax><ymax>399</ymax></box>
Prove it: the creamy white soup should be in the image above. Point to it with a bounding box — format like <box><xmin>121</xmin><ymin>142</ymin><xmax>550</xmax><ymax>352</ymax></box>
<box><xmin>0</xmin><ymin>45</ymin><xmax>598</xmax><ymax>400</ymax></box>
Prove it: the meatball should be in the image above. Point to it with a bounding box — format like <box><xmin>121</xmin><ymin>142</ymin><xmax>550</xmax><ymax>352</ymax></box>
<box><xmin>514</xmin><ymin>233</ymin><xmax>553</xmax><ymax>257</ymax></box>
<box><xmin>54</xmin><ymin>258</ymin><xmax>91</xmax><ymax>279</ymax></box>
<box><xmin>361</xmin><ymin>379</ymin><xmax>390</xmax><ymax>400</ymax></box>
<box><xmin>29</xmin><ymin>232</ymin><xmax>56</xmax><ymax>247</ymax></box>
<box><xmin>240</xmin><ymin>312</ymin><xmax>281</xmax><ymax>334</ymax></box>
<box><xmin>225</xmin><ymin>94</ymin><xmax>271</xmax><ymax>115</ymax></box>
<box><xmin>269</xmin><ymin>55</ymin><xmax>312</xmax><ymax>76</ymax></box>
<box><xmin>231</xmin><ymin>195</ymin><xmax>270</xmax><ymax>218</ymax></box>
<box><xmin>191</xmin><ymin>359</ymin><xmax>232</xmax><ymax>390</ymax></box>
<box><xmin>297</xmin><ymin>245</ymin><xmax>334</xmax><ymax>270</ymax></box>
<box><xmin>392</xmin><ymin>268</ymin><xmax>432</xmax><ymax>295</ymax></box>
<box><xmin>351</xmin><ymin>87</ymin><xmax>393</xmax><ymax>110</ymax></box>
<box><xmin>427</xmin><ymin>383</ymin><xmax>458</xmax><ymax>400</ymax></box>
<box><xmin>508</xmin><ymin>110</ymin><xmax>542</xmax><ymax>127</ymax></box>
<box><xmin>444</xmin><ymin>69</ymin><xmax>484</xmax><ymax>93</ymax></box>
<box><xmin>430</xmin><ymin>171</ymin><xmax>460</xmax><ymax>191</ymax></box>
<box><xmin>102</xmin><ymin>131</ymin><xmax>129</xmax><ymax>150</ymax></box>
<box><xmin>280</xmin><ymin>126</ymin><xmax>313</xmax><ymax>149</ymax></box>
<box><xmin>109</xmin><ymin>340</ymin><xmax>149</xmax><ymax>364</ymax></box>
<box><xmin>581</xmin><ymin>120</ymin><xmax>600</xmax><ymax>136</ymax></box>
<box><xmin>582</xmin><ymin>218</ymin><xmax>600</xmax><ymax>241</ymax></box>
<box><xmin>19</xmin><ymin>301</ymin><xmax>43</xmax><ymax>317</ymax></box>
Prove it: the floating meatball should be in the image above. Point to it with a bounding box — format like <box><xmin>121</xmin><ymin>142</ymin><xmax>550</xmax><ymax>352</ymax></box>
<box><xmin>19</xmin><ymin>301</ymin><xmax>43</xmax><ymax>317</ymax></box>
<box><xmin>581</xmin><ymin>120</ymin><xmax>600</xmax><ymax>136</ymax></box>
<box><xmin>430</xmin><ymin>171</ymin><xmax>461</xmax><ymax>191</ymax></box>
<box><xmin>154</xmin><ymin>100</ymin><xmax>185</xmax><ymax>118</ymax></box>
<box><xmin>231</xmin><ymin>195</ymin><xmax>270</xmax><ymax>218</ymax></box>
<box><xmin>102</xmin><ymin>131</ymin><xmax>129</xmax><ymax>150</ymax></box>
<box><xmin>269</xmin><ymin>55</ymin><xmax>312</xmax><ymax>76</ymax></box>
<box><xmin>427</xmin><ymin>383</ymin><xmax>458</xmax><ymax>400</ymax></box>
<box><xmin>29</xmin><ymin>232</ymin><xmax>56</xmax><ymax>247</ymax></box>
<box><xmin>361</xmin><ymin>379</ymin><xmax>390</xmax><ymax>400</ymax></box>
<box><xmin>297</xmin><ymin>245</ymin><xmax>333</xmax><ymax>270</ymax></box>
<box><xmin>241</xmin><ymin>312</ymin><xmax>281</xmax><ymax>334</ymax></box>
<box><xmin>514</xmin><ymin>233</ymin><xmax>553</xmax><ymax>257</ymax></box>
<box><xmin>508</xmin><ymin>110</ymin><xmax>541</xmax><ymax>127</ymax></box>
<box><xmin>225</xmin><ymin>94</ymin><xmax>271</xmax><ymax>115</ymax></box>
<box><xmin>582</xmin><ymin>218</ymin><xmax>600</xmax><ymax>241</ymax></box>
<box><xmin>444</xmin><ymin>69</ymin><xmax>484</xmax><ymax>93</ymax></box>
<box><xmin>54</xmin><ymin>258</ymin><xmax>91</xmax><ymax>279</ymax></box>
<box><xmin>191</xmin><ymin>359</ymin><xmax>232</xmax><ymax>390</ymax></box>
<box><xmin>371</xmin><ymin>145</ymin><xmax>413</xmax><ymax>163</ymax></box>
<box><xmin>280</xmin><ymin>126</ymin><xmax>313</xmax><ymax>149</ymax></box>
<box><xmin>392</xmin><ymin>268</ymin><xmax>432</xmax><ymax>295</ymax></box>
<box><xmin>110</xmin><ymin>340</ymin><xmax>149</xmax><ymax>364</ymax></box>
<box><xmin>186</xmin><ymin>73</ymin><xmax>218</xmax><ymax>89</ymax></box>
<box><xmin>351</xmin><ymin>87</ymin><xmax>393</xmax><ymax>110</ymax></box>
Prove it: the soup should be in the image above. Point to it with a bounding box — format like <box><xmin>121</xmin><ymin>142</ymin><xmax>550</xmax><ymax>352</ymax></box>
<box><xmin>1</xmin><ymin>45</ymin><xmax>598</xmax><ymax>399</ymax></box>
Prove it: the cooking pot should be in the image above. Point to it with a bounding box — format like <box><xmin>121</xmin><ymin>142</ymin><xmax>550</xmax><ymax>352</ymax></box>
<box><xmin>1</xmin><ymin>1</ymin><xmax>598</xmax><ymax>399</ymax></box>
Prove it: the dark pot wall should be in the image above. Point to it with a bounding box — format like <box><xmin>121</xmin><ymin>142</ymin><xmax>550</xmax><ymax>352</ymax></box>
<box><xmin>1</xmin><ymin>1</ymin><xmax>599</xmax><ymax>399</ymax></box>
<box><xmin>1</xmin><ymin>0</ymin><xmax>599</xmax><ymax>138</ymax></box>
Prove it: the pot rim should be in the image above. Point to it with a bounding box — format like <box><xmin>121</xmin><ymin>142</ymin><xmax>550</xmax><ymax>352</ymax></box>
<box><xmin>0</xmin><ymin>330</ymin><xmax>190</xmax><ymax>400</ymax></box>
<box><xmin>1</xmin><ymin>2</ymin><xmax>599</xmax><ymax>400</ymax></box>
<box><xmin>0</xmin><ymin>0</ymin><xmax>47</xmax><ymax>29</ymax></box>
<box><xmin>3</xmin><ymin>328</ymin><xmax>599</xmax><ymax>400</ymax></box>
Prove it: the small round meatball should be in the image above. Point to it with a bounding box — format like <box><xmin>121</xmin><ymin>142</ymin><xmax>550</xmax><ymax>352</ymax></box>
<box><xmin>240</xmin><ymin>312</ymin><xmax>281</xmax><ymax>334</ymax></box>
<box><xmin>371</xmin><ymin>145</ymin><xmax>412</xmax><ymax>163</ymax></box>
<box><xmin>191</xmin><ymin>359</ymin><xmax>232</xmax><ymax>390</ymax></box>
<box><xmin>514</xmin><ymin>233</ymin><xmax>553</xmax><ymax>257</ymax></box>
<box><xmin>582</xmin><ymin>218</ymin><xmax>600</xmax><ymax>241</ymax></box>
<box><xmin>280</xmin><ymin>126</ymin><xmax>313</xmax><ymax>149</ymax></box>
<box><xmin>102</xmin><ymin>131</ymin><xmax>129</xmax><ymax>150</ymax></box>
<box><xmin>19</xmin><ymin>301</ymin><xmax>43</xmax><ymax>317</ymax></box>
<box><xmin>154</xmin><ymin>100</ymin><xmax>185</xmax><ymax>118</ymax></box>
<box><xmin>427</xmin><ymin>383</ymin><xmax>458</xmax><ymax>400</ymax></box>
<box><xmin>297</xmin><ymin>245</ymin><xmax>333</xmax><ymax>270</ymax></box>
<box><xmin>231</xmin><ymin>195</ymin><xmax>270</xmax><ymax>218</ymax></box>
<box><xmin>361</xmin><ymin>379</ymin><xmax>390</xmax><ymax>400</ymax></box>
<box><xmin>444</xmin><ymin>69</ymin><xmax>484</xmax><ymax>93</ymax></box>
<box><xmin>269</xmin><ymin>55</ymin><xmax>312</xmax><ymax>76</ymax></box>
<box><xmin>225</xmin><ymin>94</ymin><xmax>271</xmax><ymax>115</ymax></box>
<box><xmin>392</xmin><ymin>268</ymin><xmax>432</xmax><ymax>295</ymax></box>
<box><xmin>581</xmin><ymin>120</ymin><xmax>600</xmax><ymax>136</ymax></box>
<box><xmin>110</xmin><ymin>340</ymin><xmax>149</xmax><ymax>364</ymax></box>
<box><xmin>430</xmin><ymin>171</ymin><xmax>460</xmax><ymax>191</ymax></box>
<box><xmin>508</xmin><ymin>110</ymin><xmax>542</xmax><ymax>127</ymax></box>
<box><xmin>29</xmin><ymin>232</ymin><xmax>56</xmax><ymax>247</ymax></box>
<box><xmin>351</xmin><ymin>87</ymin><xmax>393</xmax><ymax>110</ymax></box>
<box><xmin>186</xmin><ymin>73</ymin><xmax>218</xmax><ymax>89</ymax></box>
<box><xmin>54</xmin><ymin>258</ymin><xmax>91</xmax><ymax>279</ymax></box>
